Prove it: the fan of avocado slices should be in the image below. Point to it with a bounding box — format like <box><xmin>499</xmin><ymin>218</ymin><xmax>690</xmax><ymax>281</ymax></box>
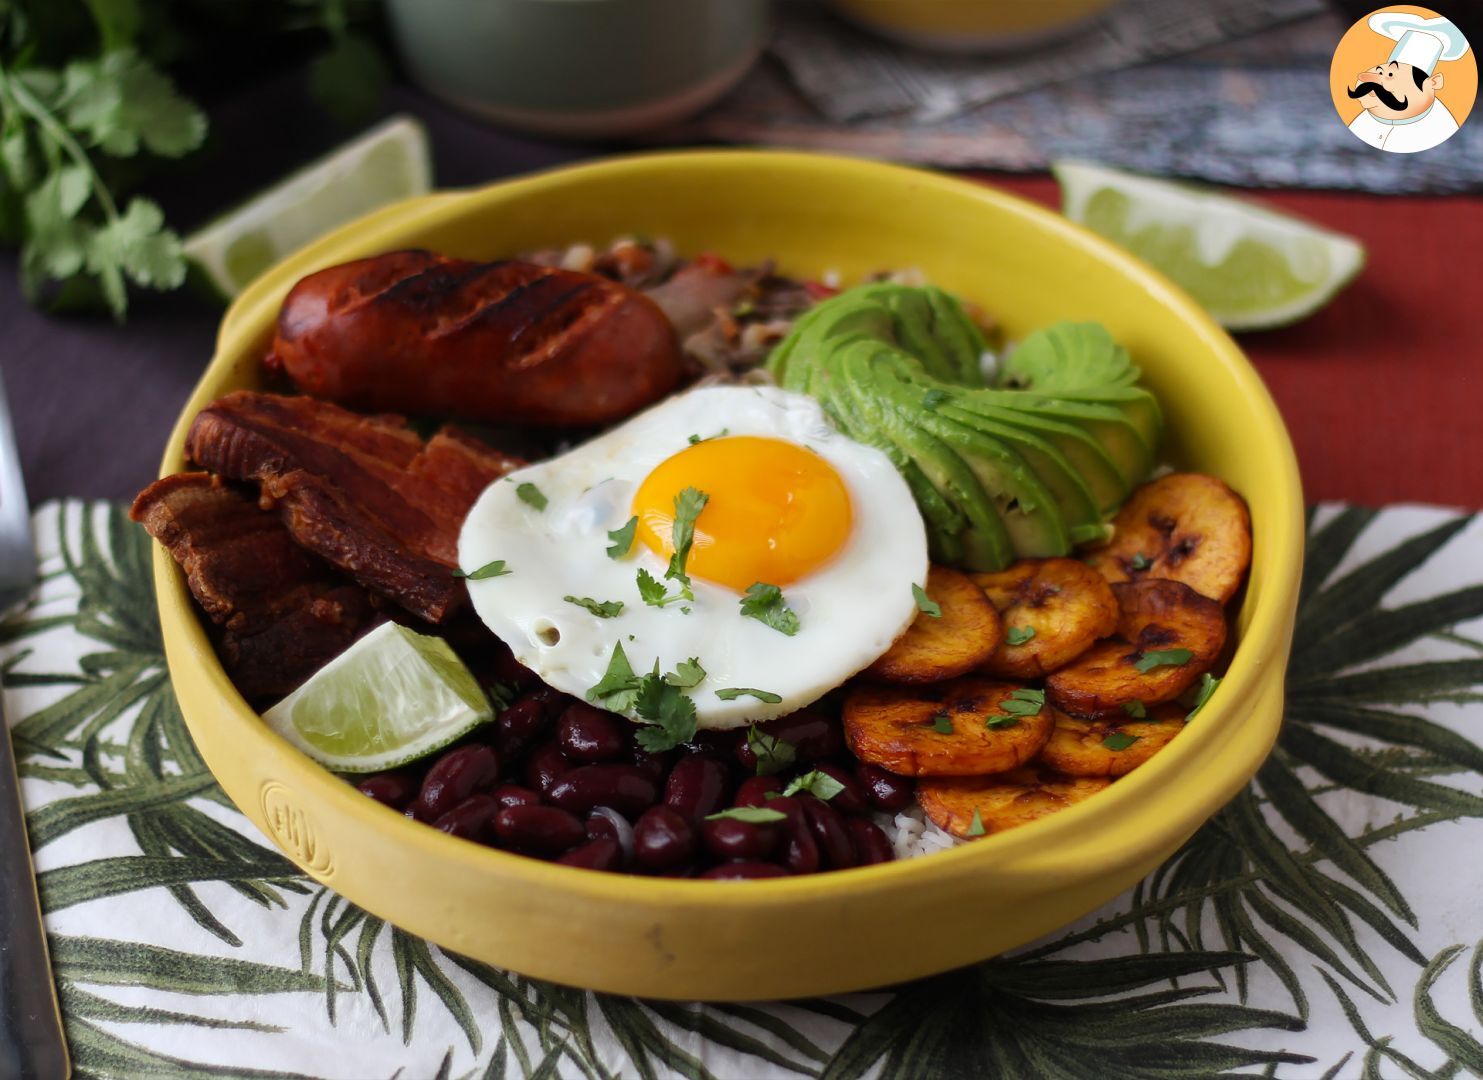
<box><xmin>767</xmin><ymin>283</ymin><xmax>1162</xmax><ymax>570</ymax></box>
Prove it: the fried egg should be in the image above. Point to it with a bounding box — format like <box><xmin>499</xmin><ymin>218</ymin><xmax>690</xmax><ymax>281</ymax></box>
<box><xmin>459</xmin><ymin>386</ymin><xmax>928</xmax><ymax>728</ymax></box>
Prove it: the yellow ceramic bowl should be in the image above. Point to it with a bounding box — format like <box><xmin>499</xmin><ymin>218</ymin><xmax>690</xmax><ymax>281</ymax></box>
<box><xmin>153</xmin><ymin>151</ymin><xmax>1303</xmax><ymax>1001</ymax></box>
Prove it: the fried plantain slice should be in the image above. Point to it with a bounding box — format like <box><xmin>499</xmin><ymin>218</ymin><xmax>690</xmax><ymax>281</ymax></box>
<box><xmin>1086</xmin><ymin>472</ymin><xmax>1252</xmax><ymax>603</ymax></box>
<box><xmin>972</xmin><ymin>558</ymin><xmax>1119</xmax><ymax>679</ymax></box>
<box><xmin>868</xmin><ymin>565</ymin><xmax>1003</xmax><ymax>683</ymax></box>
<box><xmin>843</xmin><ymin>677</ymin><xmax>1052</xmax><ymax>776</ymax></box>
<box><xmin>1036</xmin><ymin>705</ymin><xmax>1186</xmax><ymax>777</ymax></box>
<box><xmin>917</xmin><ymin>766</ymin><xmax>1110</xmax><ymax>838</ymax></box>
<box><xmin>1046</xmin><ymin>579</ymin><xmax>1226</xmax><ymax>718</ymax></box>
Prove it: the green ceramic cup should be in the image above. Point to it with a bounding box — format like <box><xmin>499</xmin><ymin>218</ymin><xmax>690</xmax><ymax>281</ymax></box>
<box><xmin>385</xmin><ymin>0</ymin><xmax>770</xmax><ymax>138</ymax></box>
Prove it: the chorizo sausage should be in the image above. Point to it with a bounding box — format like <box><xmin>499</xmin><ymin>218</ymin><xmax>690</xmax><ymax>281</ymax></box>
<box><xmin>263</xmin><ymin>251</ymin><xmax>684</xmax><ymax>426</ymax></box>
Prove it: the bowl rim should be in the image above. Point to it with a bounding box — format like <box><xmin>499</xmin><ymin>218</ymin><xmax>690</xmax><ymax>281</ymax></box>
<box><xmin>156</xmin><ymin>148</ymin><xmax>1304</xmax><ymax>911</ymax></box>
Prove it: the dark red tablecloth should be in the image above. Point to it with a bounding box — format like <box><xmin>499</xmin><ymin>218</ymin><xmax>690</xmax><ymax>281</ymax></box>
<box><xmin>3</xmin><ymin>78</ymin><xmax>1478</xmax><ymax>511</ymax></box>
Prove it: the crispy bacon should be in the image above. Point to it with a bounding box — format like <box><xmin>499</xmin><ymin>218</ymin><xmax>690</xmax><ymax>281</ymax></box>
<box><xmin>184</xmin><ymin>392</ymin><xmax>522</xmax><ymax>623</ymax></box>
<box><xmin>130</xmin><ymin>473</ymin><xmax>377</xmax><ymax>700</ymax></box>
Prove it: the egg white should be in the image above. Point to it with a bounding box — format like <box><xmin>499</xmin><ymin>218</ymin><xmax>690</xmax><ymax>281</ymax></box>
<box><xmin>459</xmin><ymin>386</ymin><xmax>929</xmax><ymax>729</ymax></box>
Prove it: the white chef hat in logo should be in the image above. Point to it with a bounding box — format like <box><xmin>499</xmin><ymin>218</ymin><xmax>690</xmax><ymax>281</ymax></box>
<box><xmin>1368</xmin><ymin>12</ymin><xmax>1470</xmax><ymax>75</ymax></box>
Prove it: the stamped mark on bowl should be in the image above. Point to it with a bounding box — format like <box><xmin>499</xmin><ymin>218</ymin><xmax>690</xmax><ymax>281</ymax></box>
<box><xmin>260</xmin><ymin>781</ymin><xmax>335</xmax><ymax>876</ymax></box>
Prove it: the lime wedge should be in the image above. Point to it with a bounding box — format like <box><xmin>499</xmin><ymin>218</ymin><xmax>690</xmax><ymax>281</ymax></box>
<box><xmin>262</xmin><ymin>622</ymin><xmax>492</xmax><ymax>773</ymax></box>
<box><xmin>1053</xmin><ymin>160</ymin><xmax>1365</xmax><ymax>331</ymax></box>
<box><xmin>183</xmin><ymin>114</ymin><xmax>433</xmax><ymax>300</ymax></box>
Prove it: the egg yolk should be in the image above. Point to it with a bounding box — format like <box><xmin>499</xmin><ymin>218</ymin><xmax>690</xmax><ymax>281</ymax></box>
<box><xmin>632</xmin><ymin>436</ymin><xmax>853</xmax><ymax>592</ymax></box>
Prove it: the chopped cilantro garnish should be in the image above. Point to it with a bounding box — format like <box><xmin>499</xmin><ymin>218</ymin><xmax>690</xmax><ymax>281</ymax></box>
<box><xmin>1134</xmin><ymin>648</ymin><xmax>1194</xmax><ymax>673</ymax></box>
<box><xmin>739</xmin><ymin>582</ymin><xmax>800</xmax><ymax>637</ymax></box>
<box><xmin>633</xmin><ymin>674</ymin><xmax>698</xmax><ymax>752</ymax></box>
<box><xmin>783</xmin><ymin>770</ymin><xmax>845</xmax><ymax>801</ymax></box>
<box><xmin>912</xmin><ymin>583</ymin><xmax>942</xmax><ymax>618</ymax></box>
<box><xmin>665</xmin><ymin>658</ymin><xmax>706</xmax><ymax>689</ymax></box>
<box><xmin>997</xmin><ymin>687</ymin><xmax>1045</xmax><ymax>717</ymax></box>
<box><xmin>664</xmin><ymin>487</ymin><xmax>709</xmax><ymax>596</ymax></box>
<box><xmin>637</xmin><ymin>567</ymin><xmax>685</xmax><ymax>608</ymax></box>
<box><xmin>1129</xmin><ymin>552</ymin><xmax>1153</xmax><ymax>571</ymax></box>
<box><xmin>922</xmin><ymin>389</ymin><xmax>948</xmax><ymax>411</ymax></box>
<box><xmin>1006</xmin><ymin>626</ymin><xmax>1036</xmax><ymax>646</ymax></box>
<box><xmin>930</xmin><ymin>712</ymin><xmax>954</xmax><ymax>734</ymax></box>
<box><xmin>515</xmin><ymin>483</ymin><xmax>548</xmax><ymax>511</ymax></box>
<box><xmin>454</xmin><ymin>560</ymin><xmax>511</xmax><ymax>580</ymax></box>
<box><xmin>965</xmin><ymin>808</ymin><xmax>986</xmax><ymax>837</ymax></box>
<box><xmin>564</xmin><ymin>596</ymin><xmax>624</xmax><ymax>618</ymax></box>
<box><xmin>606</xmin><ymin>516</ymin><xmax>639</xmax><ymax>559</ymax></box>
<box><xmin>1188</xmin><ymin>673</ymin><xmax>1221</xmax><ymax>717</ymax></box>
<box><xmin>586</xmin><ymin>642</ymin><xmax>640</xmax><ymax>711</ymax></box>
<box><xmin>716</xmin><ymin>687</ymin><xmax>783</xmax><ymax>703</ymax></box>
<box><xmin>1122</xmin><ymin>700</ymin><xmax>1147</xmax><ymax>718</ymax></box>
<box><xmin>986</xmin><ymin>715</ymin><xmax>1021</xmax><ymax>730</ymax></box>
<box><xmin>747</xmin><ymin>725</ymin><xmax>796</xmax><ymax>776</ymax></box>
<box><xmin>1102</xmin><ymin>732</ymin><xmax>1140</xmax><ymax>751</ymax></box>
<box><xmin>687</xmin><ymin>428</ymin><xmax>731</xmax><ymax>445</ymax></box>
<box><xmin>706</xmin><ymin>806</ymin><xmax>786</xmax><ymax>824</ymax></box>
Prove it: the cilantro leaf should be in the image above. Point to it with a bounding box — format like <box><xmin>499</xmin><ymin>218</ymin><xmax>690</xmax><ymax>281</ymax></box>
<box><xmin>782</xmin><ymin>770</ymin><xmax>845</xmax><ymax>801</ymax></box>
<box><xmin>997</xmin><ymin>687</ymin><xmax>1045</xmax><ymax>717</ymax></box>
<box><xmin>1005</xmin><ymin>625</ymin><xmax>1036</xmax><ymax>646</ymax></box>
<box><xmin>986</xmin><ymin>715</ymin><xmax>1021</xmax><ymax>730</ymax></box>
<box><xmin>665</xmin><ymin>658</ymin><xmax>706</xmax><ymax>688</ymax></box>
<box><xmin>1188</xmin><ymin>673</ymin><xmax>1222</xmax><ymax>718</ymax></box>
<box><xmin>739</xmin><ymin>582</ymin><xmax>800</xmax><ymax>637</ymax></box>
<box><xmin>706</xmin><ymin>806</ymin><xmax>786</xmax><ymax>824</ymax></box>
<box><xmin>665</xmin><ymin>487</ymin><xmax>709</xmax><ymax>591</ymax></box>
<box><xmin>633</xmin><ymin>673</ymin><xmax>698</xmax><ymax>752</ymax></box>
<box><xmin>966</xmin><ymin>808</ymin><xmax>986</xmax><ymax>837</ymax></box>
<box><xmin>454</xmin><ymin>560</ymin><xmax>511</xmax><ymax>580</ymax></box>
<box><xmin>930</xmin><ymin>713</ymin><xmax>954</xmax><ymax>734</ymax></box>
<box><xmin>636</xmin><ymin>568</ymin><xmax>672</xmax><ymax>607</ymax></box>
<box><xmin>1134</xmin><ymin>648</ymin><xmax>1194</xmax><ymax>674</ymax></box>
<box><xmin>747</xmin><ymin>725</ymin><xmax>796</xmax><ymax>776</ymax></box>
<box><xmin>564</xmin><ymin>595</ymin><xmax>623</xmax><ymax>618</ymax></box>
<box><xmin>1102</xmin><ymin>732</ymin><xmax>1140</xmax><ymax>751</ymax></box>
<box><xmin>63</xmin><ymin>50</ymin><xmax>207</xmax><ymax>159</ymax></box>
<box><xmin>586</xmin><ymin>642</ymin><xmax>640</xmax><ymax>711</ymax></box>
<box><xmin>716</xmin><ymin>687</ymin><xmax>783</xmax><ymax>704</ymax></box>
<box><xmin>516</xmin><ymin>482</ymin><xmax>548</xmax><ymax>511</ymax></box>
<box><xmin>1129</xmin><ymin>552</ymin><xmax>1153</xmax><ymax>571</ymax></box>
<box><xmin>1122</xmin><ymin>700</ymin><xmax>1147</xmax><ymax>719</ymax></box>
<box><xmin>607</xmin><ymin>516</ymin><xmax>639</xmax><ymax>559</ymax></box>
<box><xmin>912</xmin><ymin>583</ymin><xmax>942</xmax><ymax>618</ymax></box>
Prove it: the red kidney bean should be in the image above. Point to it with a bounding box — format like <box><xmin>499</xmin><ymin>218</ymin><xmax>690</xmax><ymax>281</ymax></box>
<box><xmin>803</xmin><ymin>798</ymin><xmax>857</xmax><ymax>869</ymax></box>
<box><xmin>768</xmin><ymin>796</ymin><xmax>819</xmax><ymax>875</ymax></box>
<box><xmin>848</xmin><ymin>819</ymin><xmax>894</xmax><ymax>866</ymax></box>
<box><xmin>663</xmin><ymin>756</ymin><xmax>732</xmax><ymax>822</ymax></box>
<box><xmin>701</xmin><ymin>816</ymin><xmax>780</xmax><ymax>861</ymax></box>
<box><xmin>523</xmin><ymin>741</ymin><xmax>571</xmax><ymax>797</ymax></box>
<box><xmin>856</xmin><ymin>762</ymin><xmax>915</xmax><ymax>813</ymax></box>
<box><xmin>735</xmin><ymin>709</ymin><xmax>842</xmax><ymax>770</ymax></box>
<box><xmin>682</xmin><ymin>729</ymin><xmax>743</xmax><ymax>757</ymax></box>
<box><xmin>417</xmin><ymin>744</ymin><xmax>500</xmax><ymax>820</ymax></box>
<box><xmin>356</xmin><ymin>772</ymin><xmax>416</xmax><ymax>810</ymax></box>
<box><xmin>557</xmin><ymin>702</ymin><xmax>627</xmax><ymax>762</ymax></box>
<box><xmin>631</xmin><ymin>746</ymin><xmax>674</xmax><ymax>785</ymax></box>
<box><xmin>492</xmin><ymin>784</ymin><xmax>542</xmax><ymax>810</ymax></box>
<box><xmin>547</xmin><ymin>764</ymin><xmax>659</xmax><ymax>817</ymax></box>
<box><xmin>733</xmin><ymin>775</ymin><xmax>783</xmax><ymax>808</ymax></box>
<box><xmin>557</xmin><ymin>837</ymin><xmax>624</xmax><ymax>871</ymax></box>
<box><xmin>701</xmin><ymin>861</ymin><xmax>790</xmax><ymax>880</ymax></box>
<box><xmin>494</xmin><ymin>696</ymin><xmax>551</xmax><ymax>760</ymax></box>
<box><xmin>633</xmin><ymin>806</ymin><xmax>697</xmax><ymax>870</ymax></box>
<box><xmin>432</xmin><ymin>794</ymin><xmax>500</xmax><ymax>843</ymax></box>
<box><xmin>812</xmin><ymin>763</ymin><xmax>868</xmax><ymax>816</ymax></box>
<box><xmin>494</xmin><ymin>805</ymin><xmax>585</xmax><ymax>855</ymax></box>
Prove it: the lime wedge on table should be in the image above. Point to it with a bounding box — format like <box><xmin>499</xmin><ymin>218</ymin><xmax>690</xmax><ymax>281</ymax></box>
<box><xmin>183</xmin><ymin>114</ymin><xmax>432</xmax><ymax>300</ymax></box>
<box><xmin>262</xmin><ymin>622</ymin><xmax>491</xmax><ymax>774</ymax></box>
<box><xmin>1053</xmin><ymin>160</ymin><xmax>1365</xmax><ymax>331</ymax></box>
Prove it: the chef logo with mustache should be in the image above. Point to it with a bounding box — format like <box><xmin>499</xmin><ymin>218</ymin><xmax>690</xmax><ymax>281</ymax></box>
<box><xmin>1330</xmin><ymin>7</ymin><xmax>1475</xmax><ymax>154</ymax></box>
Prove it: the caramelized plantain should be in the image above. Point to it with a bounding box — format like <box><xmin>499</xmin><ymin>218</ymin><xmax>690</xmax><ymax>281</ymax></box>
<box><xmin>1086</xmin><ymin>472</ymin><xmax>1252</xmax><ymax>603</ymax></box>
<box><xmin>917</xmin><ymin>766</ymin><xmax>1110</xmax><ymax>838</ymax></box>
<box><xmin>973</xmin><ymin>557</ymin><xmax>1119</xmax><ymax>679</ymax></box>
<box><xmin>1036</xmin><ymin>704</ymin><xmax>1186</xmax><ymax>777</ymax></box>
<box><xmin>843</xmin><ymin>677</ymin><xmax>1052</xmax><ymax>776</ymax></box>
<box><xmin>868</xmin><ymin>565</ymin><xmax>1003</xmax><ymax>683</ymax></box>
<box><xmin>1046</xmin><ymin>579</ymin><xmax>1226</xmax><ymax>718</ymax></box>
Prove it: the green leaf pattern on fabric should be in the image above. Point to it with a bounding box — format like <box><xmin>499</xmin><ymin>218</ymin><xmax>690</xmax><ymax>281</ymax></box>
<box><xmin>4</xmin><ymin>501</ymin><xmax>1483</xmax><ymax>1077</ymax></box>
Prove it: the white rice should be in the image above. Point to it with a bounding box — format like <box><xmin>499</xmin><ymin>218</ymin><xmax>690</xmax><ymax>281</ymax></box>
<box><xmin>881</xmin><ymin>806</ymin><xmax>962</xmax><ymax>861</ymax></box>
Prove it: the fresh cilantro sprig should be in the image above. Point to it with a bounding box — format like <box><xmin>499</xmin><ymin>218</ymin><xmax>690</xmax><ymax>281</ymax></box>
<box><xmin>1122</xmin><ymin>700</ymin><xmax>1147</xmax><ymax>718</ymax></box>
<box><xmin>584</xmin><ymin>644</ymin><xmax>702</xmax><ymax>751</ymax></box>
<box><xmin>1005</xmin><ymin>626</ymin><xmax>1036</xmax><ymax>646</ymax></box>
<box><xmin>607</xmin><ymin>516</ymin><xmax>639</xmax><ymax>559</ymax></box>
<box><xmin>515</xmin><ymin>482</ymin><xmax>548</xmax><ymax>511</ymax></box>
<box><xmin>637</xmin><ymin>567</ymin><xmax>689</xmax><ymax>609</ymax></box>
<box><xmin>1134</xmin><ymin>648</ymin><xmax>1193</xmax><ymax>674</ymax></box>
<box><xmin>783</xmin><ymin>770</ymin><xmax>845</xmax><ymax>801</ymax></box>
<box><xmin>747</xmin><ymin>725</ymin><xmax>796</xmax><ymax>776</ymax></box>
<box><xmin>706</xmin><ymin>806</ymin><xmax>786</xmax><ymax>824</ymax></box>
<box><xmin>965</xmin><ymin>808</ymin><xmax>987</xmax><ymax>837</ymax></box>
<box><xmin>912</xmin><ymin>583</ymin><xmax>942</xmax><ymax>618</ymax></box>
<box><xmin>564</xmin><ymin>595</ymin><xmax>623</xmax><ymax>618</ymax></box>
<box><xmin>586</xmin><ymin>642</ymin><xmax>642</xmax><ymax>712</ymax></box>
<box><xmin>929</xmin><ymin>713</ymin><xmax>954</xmax><ymax>734</ymax></box>
<box><xmin>455</xmin><ymin>560</ymin><xmax>511</xmax><ymax>580</ymax></box>
<box><xmin>739</xmin><ymin>582</ymin><xmax>800</xmax><ymax>637</ymax></box>
<box><xmin>716</xmin><ymin>687</ymin><xmax>782</xmax><ymax>703</ymax></box>
<box><xmin>1188</xmin><ymin>673</ymin><xmax>1222</xmax><ymax>717</ymax></box>
<box><xmin>664</xmin><ymin>658</ymin><xmax>706</xmax><ymax>688</ymax></box>
<box><xmin>996</xmin><ymin>687</ymin><xmax>1045</xmax><ymax>718</ymax></box>
<box><xmin>664</xmin><ymin>486</ymin><xmax>709</xmax><ymax>597</ymax></box>
<box><xmin>1102</xmin><ymin>732</ymin><xmax>1140</xmax><ymax>751</ymax></box>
